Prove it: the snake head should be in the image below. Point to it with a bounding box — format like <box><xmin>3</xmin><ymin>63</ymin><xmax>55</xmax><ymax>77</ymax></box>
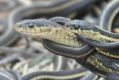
<box><xmin>14</xmin><ymin>19</ymin><xmax>59</xmax><ymax>36</ymax></box>
<box><xmin>14</xmin><ymin>18</ymin><xmax>93</xmax><ymax>58</ymax></box>
<box><xmin>14</xmin><ymin>19</ymin><xmax>82</xmax><ymax>47</ymax></box>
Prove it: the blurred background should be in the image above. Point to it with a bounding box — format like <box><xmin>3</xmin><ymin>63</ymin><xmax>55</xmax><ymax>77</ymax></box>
<box><xmin>0</xmin><ymin>0</ymin><xmax>118</xmax><ymax>80</ymax></box>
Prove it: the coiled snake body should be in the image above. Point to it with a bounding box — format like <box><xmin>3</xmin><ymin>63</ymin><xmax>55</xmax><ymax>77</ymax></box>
<box><xmin>14</xmin><ymin>17</ymin><xmax>119</xmax><ymax>80</ymax></box>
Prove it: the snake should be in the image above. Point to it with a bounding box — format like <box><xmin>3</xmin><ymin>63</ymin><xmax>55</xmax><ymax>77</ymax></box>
<box><xmin>22</xmin><ymin>68</ymin><xmax>87</xmax><ymax>80</ymax></box>
<box><xmin>0</xmin><ymin>70</ymin><xmax>21</xmax><ymax>80</ymax></box>
<box><xmin>0</xmin><ymin>0</ymin><xmax>18</xmax><ymax>12</ymax></box>
<box><xmin>99</xmin><ymin>0</ymin><xmax>119</xmax><ymax>32</ymax></box>
<box><xmin>9</xmin><ymin>0</ymin><xmax>99</xmax><ymax>27</ymax></box>
<box><xmin>0</xmin><ymin>20</ymin><xmax>20</xmax><ymax>46</ymax></box>
<box><xmin>14</xmin><ymin>17</ymin><xmax>119</xmax><ymax>80</ymax></box>
<box><xmin>8</xmin><ymin>0</ymin><xmax>99</xmax><ymax>73</ymax></box>
<box><xmin>68</xmin><ymin>20</ymin><xmax>119</xmax><ymax>59</ymax></box>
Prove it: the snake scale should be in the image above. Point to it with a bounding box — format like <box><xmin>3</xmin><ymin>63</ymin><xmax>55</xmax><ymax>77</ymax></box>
<box><xmin>14</xmin><ymin>17</ymin><xmax>119</xmax><ymax>80</ymax></box>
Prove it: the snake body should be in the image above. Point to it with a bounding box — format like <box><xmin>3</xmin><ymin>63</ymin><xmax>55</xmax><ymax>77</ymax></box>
<box><xmin>99</xmin><ymin>0</ymin><xmax>119</xmax><ymax>32</ymax></box>
<box><xmin>9</xmin><ymin>1</ymin><xmax>99</xmax><ymax>71</ymax></box>
<box><xmin>14</xmin><ymin>17</ymin><xmax>119</xmax><ymax>80</ymax></box>
<box><xmin>22</xmin><ymin>68</ymin><xmax>86</xmax><ymax>80</ymax></box>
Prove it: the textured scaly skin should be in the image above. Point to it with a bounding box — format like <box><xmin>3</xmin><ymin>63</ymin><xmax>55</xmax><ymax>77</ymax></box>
<box><xmin>14</xmin><ymin>19</ymin><xmax>119</xmax><ymax>79</ymax></box>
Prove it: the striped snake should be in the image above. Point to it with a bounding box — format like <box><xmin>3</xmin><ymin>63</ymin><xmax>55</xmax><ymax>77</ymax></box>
<box><xmin>14</xmin><ymin>17</ymin><xmax>119</xmax><ymax>80</ymax></box>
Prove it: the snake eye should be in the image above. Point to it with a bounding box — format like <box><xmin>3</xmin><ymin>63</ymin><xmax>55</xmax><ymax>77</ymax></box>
<box><xmin>66</xmin><ymin>22</ymin><xmax>80</xmax><ymax>30</ymax></box>
<box><xmin>28</xmin><ymin>23</ymin><xmax>35</xmax><ymax>28</ymax></box>
<box><xmin>73</xmin><ymin>25</ymin><xmax>79</xmax><ymax>30</ymax></box>
<box><xmin>19</xmin><ymin>24</ymin><xmax>22</xmax><ymax>28</ymax></box>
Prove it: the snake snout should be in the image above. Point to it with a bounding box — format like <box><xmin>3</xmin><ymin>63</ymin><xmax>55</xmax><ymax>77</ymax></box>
<box><xmin>14</xmin><ymin>22</ymin><xmax>23</xmax><ymax>31</ymax></box>
<box><xmin>14</xmin><ymin>20</ymin><xmax>31</xmax><ymax>35</ymax></box>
